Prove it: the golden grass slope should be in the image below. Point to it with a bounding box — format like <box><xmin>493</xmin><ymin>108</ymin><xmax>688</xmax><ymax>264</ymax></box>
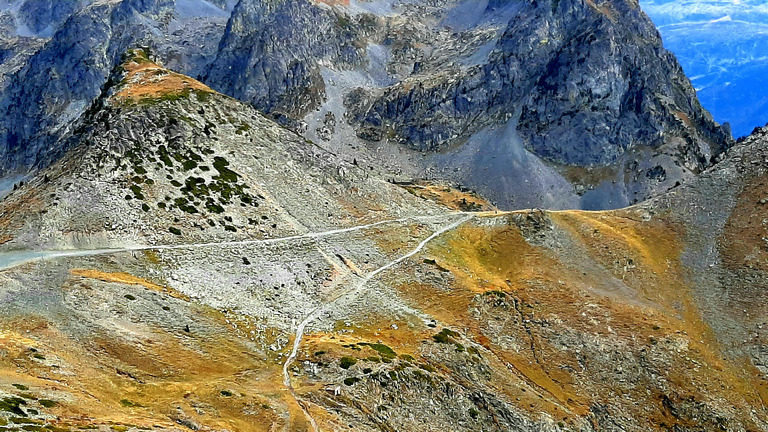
<box><xmin>1</xmin><ymin>192</ymin><xmax>767</xmax><ymax>430</ymax></box>
<box><xmin>112</xmin><ymin>49</ymin><xmax>217</xmax><ymax>104</ymax></box>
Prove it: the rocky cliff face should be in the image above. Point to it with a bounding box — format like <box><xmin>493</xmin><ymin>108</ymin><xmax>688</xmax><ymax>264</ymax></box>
<box><xmin>0</xmin><ymin>52</ymin><xmax>765</xmax><ymax>432</ymax></box>
<box><xmin>0</xmin><ymin>0</ymin><xmax>733</xmax><ymax>209</ymax></box>
<box><xmin>202</xmin><ymin>0</ymin><xmax>733</xmax><ymax>209</ymax></box>
<box><xmin>0</xmin><ymin>0</ymin><xmax>233</xmax><ymax>182</ymax></box>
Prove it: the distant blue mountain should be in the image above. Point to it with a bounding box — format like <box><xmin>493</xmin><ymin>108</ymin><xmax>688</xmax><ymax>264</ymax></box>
<box><xmin>641</xmin><ymin>0</ymin><xmax>768</xmax><ymax>138</ymax></box>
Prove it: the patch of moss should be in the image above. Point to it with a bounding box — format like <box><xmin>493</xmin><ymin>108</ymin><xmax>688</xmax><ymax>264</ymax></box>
<box><xmin>0</xmin><ymin>397</ymin><xmax>27</xmax><ymax>416</ymax></box>
<box><xmin>10</xmin><ymin>417</ymin><xmax>40</xmax><ymax>424</ymax></box>
<box><xmin>361</xmin><ymin>343</ymin><xmax>396</xmax><ymax>359</ymax></box>
<box><xmin>181</xmin><ymin>177</ymin><xmax>209</xmax><ymax>198</ymax></box>
<box><xmin>168</xmin><ymin>227</ymin><xmax>182</xmax><ymax>236</ymax></box>
<box><xmin>37</xmin><ymin>400</ymin><xmax>57</xmax><ymax>408</ymax></box>
<box><xmin>412</xmin><ymin>369</ymin><xmax>434</xmax><ymax>385</ymax></box>
<box><xmin>419</xmin><ymin>363</ymin><xmax>436</xmax><ymax>372</ymax></box>
<box><xmin>11</xmin><ymin>384</ymin><xmax>28</xmax><ymax>391</ymax></box>
<box><xmin>343</xmin><ymin>377</ymin><xmax>359</xmax><ymax>386</ymax></box>
<box><xmin>433</xmin><ymin>328</ymin><xmax>460</xmax><ymax>344</ymax></box>
<box><xmin>133</xmin><ymin>87</ymin><xmax>194</xmax><ymax>106</ymax></box>
<box><xmin>124</xmin><ymin>295</ymin><xmax>136</xmax><ymax>301</ymax></box>
<box><xmin>129</xmin><ymin>185</ymin><xmax>144</xmax><ymax>200</ymax></box>
<box><xmin>195</xmin><ymin>90</ymin><xmax>211</xmax><ymax>103</ymax></box>
<box><xmin>339</xmin><ymin>357</ymin><xmax>357</xmax><ymax>370</ymax></box>
<box><xmin>157</xmin><ymin>146</ymin><xmax>174</xmax><ymax>167</ymax></box>
<box><xmin>212</xmin><ymin>157</ymin><xmax>238</xmax><ymax>183</ymax></box>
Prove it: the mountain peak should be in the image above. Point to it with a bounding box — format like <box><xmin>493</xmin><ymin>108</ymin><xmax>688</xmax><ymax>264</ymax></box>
<box><xmin>111</xmin><ymin>48</ymin><xmax>217</xmax><ymax>105</ymax></box>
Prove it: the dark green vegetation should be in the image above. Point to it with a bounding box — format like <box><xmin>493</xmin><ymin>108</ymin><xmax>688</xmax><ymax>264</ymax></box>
<box><xmin>0</xmin><ymin>392</ymin><xmax>67</xmax><ymax>432</ymax></box>
<box><xmin>120</xmin><ymin>140</ymin><xmax>262</xmax><ymax>226</ymax></box>
<box><xmin>0</xmin><ymin>397</ymin><xmax>27</xmax><ymax>416</ymax></box>
<box><xmin>433</xmin><ymin>328</ymin><xmax>467</xmax><ymax>352</ymax></box>
<box><xmin>358</xmin><ymin>343</ymin><xmax>397</xmax><ymax>360</ymax></box>
<box><xmin>339</xmin><ymin>357</ymin><xmax>357</xmax><ymax>370</ymax></box>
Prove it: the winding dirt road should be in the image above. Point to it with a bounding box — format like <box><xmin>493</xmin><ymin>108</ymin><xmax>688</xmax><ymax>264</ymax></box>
<box><xmin>0</xmin><ymin>212</ymin><xmax>469</xmax><ymax>271</ymax></box>
<box><xmin>0</xmin><ymin>211</ymin><xmax>475</xmax><ymax>432</ymax></box>
<box><xmin>281</xmin><ymin>214</ymin><xmax>473</xmax><ymax>432</ymax></box>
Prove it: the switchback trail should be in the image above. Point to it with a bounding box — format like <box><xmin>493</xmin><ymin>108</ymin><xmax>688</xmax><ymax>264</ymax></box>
<box><xmin>281</xmin><ymin>214</ymin><xmax>473</xmax><ymax>432</ymax></box>
<box><xmin>0</xmin><ymin>211</ymin><xmax>475</xmax><ymax>432</ymax></box>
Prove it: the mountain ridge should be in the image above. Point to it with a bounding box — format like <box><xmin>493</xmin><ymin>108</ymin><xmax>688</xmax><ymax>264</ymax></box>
<box><xmin>0</xmin><ymin>51</ymin><xmax>766</xmax><ymax>431</ymax></box>
<box><xmin>0</xmin><ymin>0</ymin><xmax>734</xmax><ymax>210</ymax></box>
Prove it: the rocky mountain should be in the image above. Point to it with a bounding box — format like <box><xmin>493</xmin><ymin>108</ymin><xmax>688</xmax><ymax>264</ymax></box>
<box><xmin>0</xmin><ymin>0</ymin><xmax>733</xmax><ymax>209</ymax></box>
<box><xmin>0</xmin><ymin>49</ymin><xmax>766</xmax><ymax>432</ymax></box>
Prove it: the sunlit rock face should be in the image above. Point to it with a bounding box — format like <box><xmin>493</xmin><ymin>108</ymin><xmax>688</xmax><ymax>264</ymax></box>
<box><xmin>0</xmin><ymin>0</ymin><xmax>734</xmax><ymax>210</ymax></box>
<box><xmin>641</xmin><ymin>0</ymin><xmax>768</xmax><ymax>138</ymax></box>
<box><xmin>0</xmin><ymin>52</ymin><xmax>767</xmax><ymax>431</ymax></box>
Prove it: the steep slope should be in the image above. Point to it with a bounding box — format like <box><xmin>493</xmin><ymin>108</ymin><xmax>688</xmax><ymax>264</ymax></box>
<box><xmin>0</xmin><ymin>48</ymin><xmax>449</xmax><ymax>250</ymax></box>
<box><xmin>0</xmin><ymin>0</ymin><xmax>733</xmax><ymax>211</ymax></box>
<box><xmin>0</xmin><ymin>0</ymin><xmax>233</xmax><ymax>185</ymax></box>
<box><xmin>0</xmin><ymin>52</ymin><xmax>766</xmax><ymax>431</ymax></box>
<box><xmin>204</xmin><ymin>0</ymin><xmax>733</xmax><ymax>209</ymax></box>
<box><xmin>0</xmin><ymin>51</ymin><xmax>471</xmax><ymax>431</ymax></box>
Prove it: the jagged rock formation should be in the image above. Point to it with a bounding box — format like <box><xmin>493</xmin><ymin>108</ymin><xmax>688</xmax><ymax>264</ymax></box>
<box><xmin>0</xmin><ymin>49</ymin><xmax>441</xmax><ymax>250</ymax></box>
<box><xmin>0</xmin><ymin>52</ymin><xmax>766</xmax><ymax>432</ymax></box>
<box><xmin>0</xmin><ymin>0</ymin><xmax>233</xmax><ymax>183</ymax></box>
<box><xmin>0</xmin><ymin>0</ymin><xmax>733</xmax><ymax>209</ymax></box>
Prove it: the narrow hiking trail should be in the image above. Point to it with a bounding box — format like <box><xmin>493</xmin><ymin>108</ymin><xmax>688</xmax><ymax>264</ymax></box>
<box><xmin>281</xmin><ymin>214</ymin><xmax>473</xmax><ymax>432</ymax></box>
<box><xmin>0</xmin><ymin>211</ymin><xmax>476</xmax><ymax>432</ymax></box>
<box><xmin>0</xmin><ymin>212</ymin><xmax>470</xmax><ymax>271</ymax></box>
